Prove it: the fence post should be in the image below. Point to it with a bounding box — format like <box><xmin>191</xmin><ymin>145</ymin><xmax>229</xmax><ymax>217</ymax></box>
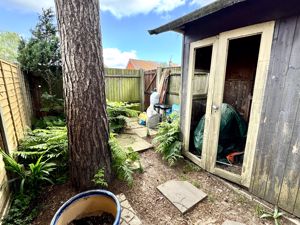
<box><xmin>156</xmin><ymin>67</ymin><xmax>162</xmax><ymax>89</ymax></box>
<box><xmin>139</xmin><ymin>69</ymin><xmax>145</xmax><ymax>112</ymax></box>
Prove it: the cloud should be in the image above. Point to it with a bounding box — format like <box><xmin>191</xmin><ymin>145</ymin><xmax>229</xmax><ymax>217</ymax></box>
<box><xmin>103</xmin><ymin>48</ymin><xmax>137</xmax><ymax>68</ymax></box>
<box><xmin>189</xmin><ymin>0</ymin><xmax>216</xmax><ymax>6</ymax></box>
<box><xmin>3</xmin><ymin>0</ymin><xmax>185</xmax><ymax>18</ymax></box>
<box><xmin>101</xmin><ymin>0</ymin><xmax>185</xmax><ymax>18</ymax></box>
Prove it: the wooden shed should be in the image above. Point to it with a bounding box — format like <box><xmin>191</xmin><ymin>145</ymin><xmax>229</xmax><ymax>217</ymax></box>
<box><xmin>149</xmin><ymin>0</ymin><xmax>300</xmax><ymax>217</ymax></box>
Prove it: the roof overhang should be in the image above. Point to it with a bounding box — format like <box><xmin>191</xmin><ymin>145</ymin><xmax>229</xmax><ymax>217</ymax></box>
<box><xmin>148</xmin><ymin>0</ymin><xmax>245</xmax><ymax>35</ymax></box>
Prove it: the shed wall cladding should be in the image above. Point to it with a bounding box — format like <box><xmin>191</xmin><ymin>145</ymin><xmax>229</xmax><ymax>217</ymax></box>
<box><xmin>0</xmin><ymin>59</ymin><xmax>32</xmax><ymax>216</ymax></box>
<box><xmin>250</xmin><ymin>15</ymin><xmax>300</xmax><ymax>216</ymax></box>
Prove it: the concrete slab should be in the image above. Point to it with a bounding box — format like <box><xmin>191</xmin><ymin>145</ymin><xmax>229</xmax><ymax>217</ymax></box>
<box><xmin>222</xmin><ymin>220</ymin><xmax>246</xmax><ymax>225</ymax></box>
<box><xmin>157</xmin><ymin>180</ymin><xmax>207</xmax><ymax>214</ymax></box>
<box><xmin>117</xmin><ymin>193</ymin><xmax>142</xmax><ymax>225</ymax></box>
<box><xmin>117</xmin><ymin>133</ymin><xmax>153</xmax><ymax>152</ymax></box>
<box><xmin>125</xmin><ymin>118</ymin><xmax>144</xmax><ymax>129</ymax></box>
<box><xmin>132</xmin><ymin>127</ymin><xmax>157</xmax><ymax>138</ymax></box>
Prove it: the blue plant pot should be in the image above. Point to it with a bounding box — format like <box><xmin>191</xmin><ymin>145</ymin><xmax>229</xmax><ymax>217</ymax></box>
<box><xmin>50</xmin><ymin>189</ymin><xmax>121</xmax><ymax>225</ymax></box>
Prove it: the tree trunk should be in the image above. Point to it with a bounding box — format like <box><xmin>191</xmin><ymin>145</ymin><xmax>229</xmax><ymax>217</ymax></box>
<box><xmin>55</xmin><ymin>0</ymin><xmax>112</xmax><ymax>190</ymax></box>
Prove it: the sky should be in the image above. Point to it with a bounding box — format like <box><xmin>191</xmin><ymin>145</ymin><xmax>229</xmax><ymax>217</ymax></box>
<box><xmin>0</xmin><ymin>0</ymin><xmax>215</xmax><ymax>68</ymax></box>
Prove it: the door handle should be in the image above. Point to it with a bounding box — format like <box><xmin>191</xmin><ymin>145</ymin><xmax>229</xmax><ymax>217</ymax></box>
<box><xmin>212</xmin><ymin>105</ymin><xmax>219</xmax><ymax>110</ymax></box>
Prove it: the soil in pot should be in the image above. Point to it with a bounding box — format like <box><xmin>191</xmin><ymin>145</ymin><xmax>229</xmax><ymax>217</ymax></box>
<box><xmin>68</xmin><ymin>212</ymin><xmax>115</xmax><ymax>225</ymax></box>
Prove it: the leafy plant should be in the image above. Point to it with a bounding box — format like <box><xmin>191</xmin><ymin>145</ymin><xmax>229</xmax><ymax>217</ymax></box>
<box><xmin>0</xmin><ymin>151</ymin><xmax>56</xmax><ymax>193</ymax></box>
<box><xmin>92</xmin><ymin>168</ymin><xmax>108</xmax><ymax>187</ymax></box>
<box><xmin>260</xmin><ymin>206</ymin><xmax>284</xmax><ymax>225</ymax></box>
<box><xmin>153</xmin><ymin>113</ymin><xmax>183</xmax><ymax>166</ymax></box>
<box><xmin>109</xmin><ymin>133</ymin><xmax>142</xmax><ymax>185</ymax></box>
<box><xmin>32</xmin><ymin>116</ymin><xmax>65</xmax><ymax>129</ymax></box>
<box><xmin>2</xmin><ymin>193</ymin><xmax>38</xmax><ymax>225</ymax></box>
<box><xmin>40</xmin><ymin>92</ymin><xmax>64</xmax><ymax>114</ymax></box>
<box><xmin>107</xmin><ymin>101</ymin><xmax>139</xmax><ymax>133</ymax></box>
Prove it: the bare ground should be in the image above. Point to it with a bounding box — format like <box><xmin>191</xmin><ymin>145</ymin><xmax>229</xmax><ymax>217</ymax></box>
<box><xmin>32</xmin><ymin>150</ymin><xmax>292</xmax><ymax>225</ymax></box>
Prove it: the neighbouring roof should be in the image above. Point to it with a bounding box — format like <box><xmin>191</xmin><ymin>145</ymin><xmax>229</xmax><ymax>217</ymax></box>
<box><xmin>126</xmin><ymin>59</ymin><xmax>161</xmax><ymax>70</ymax></box>
<box><xmin>148</xmin><ymin>0</ymin><xmax>245</xmax><ymax>35</ymax></box>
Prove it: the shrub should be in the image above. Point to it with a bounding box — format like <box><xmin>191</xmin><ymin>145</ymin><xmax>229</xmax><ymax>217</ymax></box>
<box><xmin>153</xmin><ymin>113</ymin><xmax>183</xmax><ymax>166</ymax></box>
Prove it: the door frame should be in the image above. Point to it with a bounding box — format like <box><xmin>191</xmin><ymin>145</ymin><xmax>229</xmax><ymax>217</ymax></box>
<box><xmin>183</xmin><ymin>36</ymin><xmax>219</xmax><ymax>169</ymax></box>
<box><xmin>183</xmin><ymin>21</ymin><xmax>275</xmax><ymax>188</ymax></box>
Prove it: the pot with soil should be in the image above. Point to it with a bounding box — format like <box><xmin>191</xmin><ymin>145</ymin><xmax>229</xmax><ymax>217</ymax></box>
<box><xmin>50</xmin><ymin>190</ymin><xmax>121</xmax><ymax>225</ymax></box>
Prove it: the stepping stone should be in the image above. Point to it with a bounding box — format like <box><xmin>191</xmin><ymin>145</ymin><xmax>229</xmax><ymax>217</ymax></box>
<box><xmin>157</xmin><ymin>180</ymin><xmax>207</xmax><ymax>214</ymax></box>
<box><xmin>117</xmin><ymin>193</ymin><xmax>142</xmax><ymax>225</ymax></box>
<box><xmin>132</xmin><ymin>127</ymin><xmax>157</xmax><ymax>138</ymax></box>
<box><xmin>117</xmin><ymin>133</ymin><xmax>153</xmax><ymax>152</ymax></box>
<box><xmin>222</xmin><ymin>220</ymin><xmax>246</xmax><ymax>225</ymax></box>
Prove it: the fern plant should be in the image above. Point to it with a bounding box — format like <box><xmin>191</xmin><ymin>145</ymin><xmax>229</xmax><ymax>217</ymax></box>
<box><xmin>109</xmin><ymin>133</ymin><xmax>142</xmax><ymax>185</ymax></box>
<box><xmin>107</xmin><ymin>101</ymin><xmax>139</xmax><ymax>133</ymax></box>
<box><xmin>153</xmin><ymin>113</ymin><xmax>183</xmax><ymax>166</ymax></box>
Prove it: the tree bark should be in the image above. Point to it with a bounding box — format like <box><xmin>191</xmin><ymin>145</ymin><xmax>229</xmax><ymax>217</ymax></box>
<box><xmin>55</xmin><ymin>0</ymin><xmax>112</xmax><ymax>190</ymax></box>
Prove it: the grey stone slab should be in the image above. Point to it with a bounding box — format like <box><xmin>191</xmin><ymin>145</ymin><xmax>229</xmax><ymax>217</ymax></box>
<box><xmin>132</xmin><ymin>127</ymin><xmax>157</xmax><ymax>138</ymax></box>
<box><xmin>157</xmin><ymin>180</ymin><xmax>207</xmax><ymax>214</ymax></box>
<box><xmin>222</xmin><ymin>220</ymin><xmax>246</xmax><ymax>225</ymax></box>
<box><xmin>117</xmin><ymin>133</ymin><xmax>153</xmax><ymax>152</ymax></box>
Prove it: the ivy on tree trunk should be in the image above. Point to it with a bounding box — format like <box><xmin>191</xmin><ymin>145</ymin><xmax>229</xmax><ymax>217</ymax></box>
<box><xmin>55</xmin><ymin>0</ymin><xmax>112</xmax><ymax>190</ymax></box>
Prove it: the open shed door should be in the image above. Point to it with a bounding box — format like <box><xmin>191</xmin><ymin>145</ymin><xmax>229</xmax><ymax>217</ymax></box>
<box><xmin>184</xmin><ymin>21</ymin><xmax>275</xmax><ymax>188</ymax></box>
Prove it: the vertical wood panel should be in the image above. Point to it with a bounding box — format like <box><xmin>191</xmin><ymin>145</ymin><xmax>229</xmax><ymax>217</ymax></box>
<box><xmin>251</xmin><ymin>16</ymin><xmax>298</xmax><ymax>199</ymax></box>
<box><xmin>250</xmin><ymin>16</ymin><xmax>300</xmax><ymax>215</ymax></box>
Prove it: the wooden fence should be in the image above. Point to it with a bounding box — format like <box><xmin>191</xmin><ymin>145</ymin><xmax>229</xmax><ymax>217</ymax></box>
<box><xmin>144</xmin><ymin>66</ymin><xmax>209</xmax><ymax>108</ymax></box>
<box><xmin>0</xmin><ymin>59</ymin><xmax>32</xmax><ymax>217</ymax></box>
<box><xmin>105</xmin><ymin>68</ymin><xmax>144</xmax><ymax>110</ymax></box>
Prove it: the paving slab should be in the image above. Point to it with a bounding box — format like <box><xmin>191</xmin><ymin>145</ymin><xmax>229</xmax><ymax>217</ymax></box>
<box><xmin>132</xmin><ymin>127</ymin><xmax>157</xmax><ymax>138</ymax></box>
<box><xmin>117</xmin><ymin>193</ymin><xmax>142</xmax><ymax>225</ymax></box>
<box><xmin>157</xmin><ymin>180</ymin><xmax>207</xmax><ymax>214</ymax></box>
<box><xmin>222</xmin><ymin>220</ymin><xmax>246</xmax><ymax>225</ymax></box>
<box><xmin>117</xmin><ymin>133</ymin><xmax>153</xmax><ymax>152</ymax></box>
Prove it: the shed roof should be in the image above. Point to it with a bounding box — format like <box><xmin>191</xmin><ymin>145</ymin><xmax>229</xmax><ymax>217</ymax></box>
<box><xmin>148</xmin><ymin>0</ymin><xmax>245</xmax><ymax>35</ymax></box>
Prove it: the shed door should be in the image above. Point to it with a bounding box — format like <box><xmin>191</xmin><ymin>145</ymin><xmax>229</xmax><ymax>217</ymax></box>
<box><xmin>205</xmin><ymin>22</ymin><xmax>275</xmax><ymax>187</ymax></box>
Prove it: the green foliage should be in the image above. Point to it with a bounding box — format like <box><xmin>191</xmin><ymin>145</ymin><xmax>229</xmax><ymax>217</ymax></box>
<box><xmin>107</xmin><ymin>101</ymin><xmax>139</xmax><ymax>133</ymax></box>
<box><xmin>2</xmin><ymin>193</ymin><xmax>38</xmax><ymax>225</ymax></box>
<box><xmin>92</xmin><ymin>168</ymin><xmax>108</xmax><ymax>187</ymax></box>
<box><xmin>16</xmin><ymin>126</ymin><xmax>68</xmax><ymax>180</ymax></box>
<box><xmin>153</xmin><ymin>114</ymin><xmax>183</xmax><ymax>166</ymax></box>
<box><xmin>32</xmin><ymin>116</ymin><xmax>65</xmax><ymax>129</ymax></box>
<box><xmin>0</xmin><ymin>32</ymin><xmax>21</xmax><ymax>63</ymax></box>
<box><xmin>109</xmin><ymin>133</ymin><xmax>142</xmax><ymax>185</ymax></box>
<box><xmin>260</xmin><ymin>206</ymin><xmax>284</xmax><ymax>225</ymax></box>
<box><xmin>183</xmin><ymin>161</ymin><xmax>202</xmax><ymax>173</ymax></box>
<box><xmin>18</xmin><ymin>8</ymin><xmax>61</xmax><ymax>94</ymax></box>
<box><xmin>0</xmin><ymin>151</ymin><xmax>56</xmax><ymax>193</ymax></box>
<box><xmin>40</xmin><ymin>92</ymin><xmax>64</xmax><ymax>114</ymax></box>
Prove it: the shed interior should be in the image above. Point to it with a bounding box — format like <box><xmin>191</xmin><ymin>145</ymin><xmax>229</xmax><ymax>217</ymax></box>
<box><xmin>189</xmin><ymin>34</ymin><xmax>262</xmax><ymax>174</ymax></box>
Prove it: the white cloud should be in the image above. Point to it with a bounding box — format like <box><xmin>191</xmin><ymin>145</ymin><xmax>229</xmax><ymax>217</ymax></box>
<box><xmin>101</xmin><ymin>0</ymin><xmax>185</xmax><ymax>18</ymax></box>
<box><xmin>3</xmin><ymin>0</ymin><xmax>185</xmax><ymax>18</ymax></box>
<box><xmin>103</xmin><ymin>48</ymin><xmax>137</xmax><ymax>68</ymax></box>
<box><xmin>189</xmin><ymin>0</ymin><xmax>216</xmax><ymax>6</ymax></box>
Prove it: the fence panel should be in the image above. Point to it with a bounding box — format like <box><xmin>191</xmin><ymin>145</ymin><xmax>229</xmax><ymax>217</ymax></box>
<box><xmin>104</xmin><ymin>68</ymin><xmax>143</xmax><ymax>106</ymax></box>
<box><xmin>0</xmin><ymin>59</ymin><xmax>32</xmax><ymax>217</ymax></box>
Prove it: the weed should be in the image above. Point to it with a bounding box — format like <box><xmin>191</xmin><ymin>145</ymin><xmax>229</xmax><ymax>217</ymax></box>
<box><xmin>183</xmin><ymin>161</ymin><xmax>202</xmax><ymax>173</ymax></box>
<box><xmin>255</xmin><ymin>204</ymin><xmax>265</xmax><ymax>217</ymax></box>
<box><xmin>191</xmin><ymin>180</ymin><xmax>201</xmax><ymax>189</ymax></box>
<box><xmin>179</xmin><ymin>173</ymin><xmax>188</xmax><ymax>181</ymax></box>
<box><xmin>260</xmin><ymin>206</ymin><xmax>284</xmax><ymax>225</ymax></box>
<box><xmin>92</xmin><ymin>168</ymin><xmax>108</xmax><ymax>187</ymax></box>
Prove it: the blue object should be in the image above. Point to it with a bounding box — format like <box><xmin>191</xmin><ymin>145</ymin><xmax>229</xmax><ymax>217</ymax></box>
<box><xmin>50</xmin><ymin>189</ymin><xmax>121</xmax><ymax>225</ymax></box>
